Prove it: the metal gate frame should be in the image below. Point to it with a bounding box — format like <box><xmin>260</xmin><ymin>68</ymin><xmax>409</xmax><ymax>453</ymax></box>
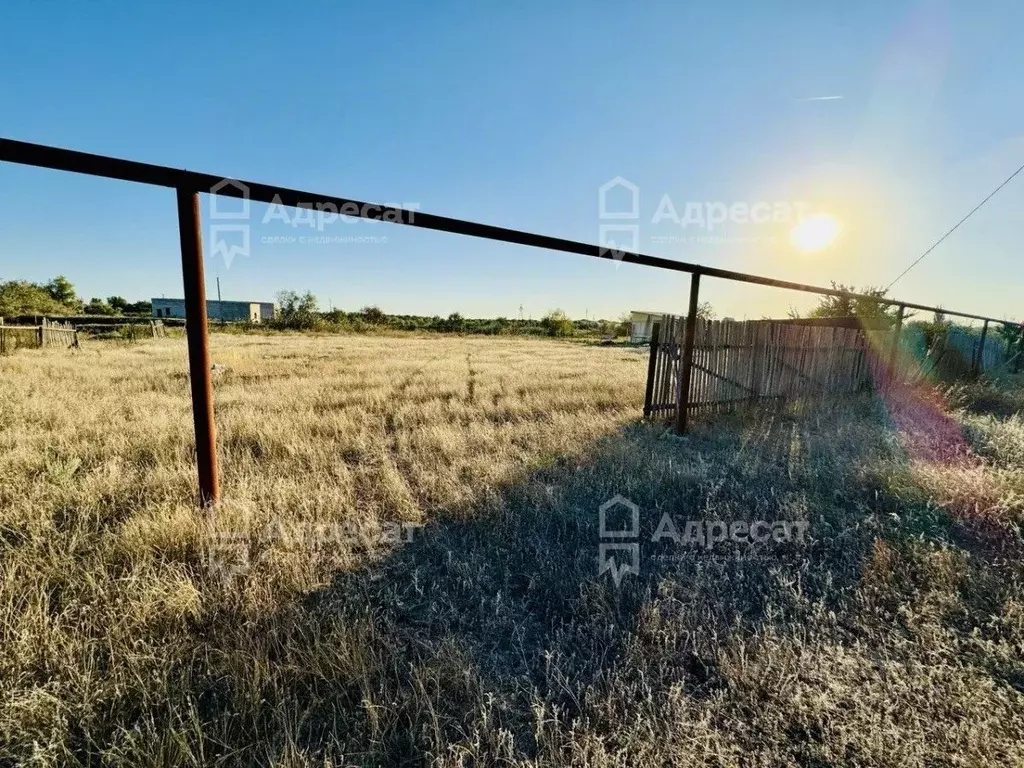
<box><xmin>2</xmin><ymin>137</ymin><xmax>1021</xmax><ymax>505</ymax></box>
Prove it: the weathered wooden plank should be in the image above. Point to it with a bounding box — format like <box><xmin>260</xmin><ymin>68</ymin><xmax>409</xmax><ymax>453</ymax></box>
<box><xmin>643</xmin><ymin>316</ymin><xmax>893</xmax><ymax>423</ymax></box>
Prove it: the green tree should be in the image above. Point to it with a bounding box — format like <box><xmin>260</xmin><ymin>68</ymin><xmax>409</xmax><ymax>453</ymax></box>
<box><xmin>83</xmin><ymin>297</ymin><xmax>116</xmax><ymax>316</ymax></box>
<box><xmin>919</xmin><ymin>309</ymin><xmax>951</xmax><ymax>351</ymax></box>
<box><xmin>0</xmin><ymin>280</ymin><xmax>64</xmax><ymax>315</ymax></box>
<box><xmin>107</xmin><ymin>296</ymin><xmax>129</xmax><ymax>313</ymax></box>
<box><xmin>273</xmin><ymin>290</ymin><xmax>320</xmax><ymax>329</ymax></box>
<box><xmin>45</xmin><ymin>275</ymin><xmax>78</xmax><ymax>307</ymax></box>
<box><xmin>441</xmin><ymin>312</ymin><xmax>465</xmax><ymax>332</ymax></box>
<box><xmin>541</xmin><ymin>309</ymin><xmax>574</xmax><ymax>337</ymax></box>
<box><xmin>807</xmin><ymin>283</ymin><xmax>899</xmax><ymax>328</ymax></box>
<box><xmin>277</xmin><ymin>290</ymin><xmax>318</xmax><ymax>316</ymax></box>
<box><xmin>996</xmin><ymin>322</ymin><xmax>1023</xmax><ymax>354</ymax></box>
<box><xmin>323</xmin><ymin>309</ymin><xmax>347</xmax><ymax>325</ymax></box>
<box><xmin>0</xmin><ymin>276</ymin><xmax>82</xmax><ymax>316</ymax></box>
<box><xmin>123</xmin><ymin>300</ymin><xmax>152</xmax><ymax>315</ymax></box>
<box><xmin>360</xmin><ymin>305</ymin><xmax>386</xmax><ymax>324</ymax></box>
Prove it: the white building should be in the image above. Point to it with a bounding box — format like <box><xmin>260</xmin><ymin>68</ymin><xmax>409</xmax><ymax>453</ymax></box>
<box><xmin>629</xmin><ymin>310</ymin><xmax>675</xmax><ymax>343</ymax></box>
<box><xmin>152</xmin><ymin>298</ymin><xmax>277</xmax><ymax>323</ymax></box>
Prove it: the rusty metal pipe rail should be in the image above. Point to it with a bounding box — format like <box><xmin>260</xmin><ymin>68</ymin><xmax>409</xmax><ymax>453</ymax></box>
<box><xmin>1</xmin><ymin>137</ymin><xmax>1018</xmax><ymax>328</ymax></box>
<box><xmin>2</xmin><ymin>136</ymin><xmax>1021</xmax><ymax>494</ymax></box>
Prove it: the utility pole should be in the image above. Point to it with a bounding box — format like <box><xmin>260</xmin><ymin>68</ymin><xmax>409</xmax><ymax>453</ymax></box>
<box><xmin>216</xmin><ymin>275</ymin><xmax>223</xmax><ymax>325</ymax></box>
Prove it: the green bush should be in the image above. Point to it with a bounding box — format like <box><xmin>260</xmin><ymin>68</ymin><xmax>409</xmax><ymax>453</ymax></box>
<box><xmin>541</xmin><ymin>309</ymin><xmax>573</xmax><ymax>337</ymax></box>
<box><xmin>0</xmin><ymin>276</ymin><xmax>82</xmax><ymax>316</ymax></box>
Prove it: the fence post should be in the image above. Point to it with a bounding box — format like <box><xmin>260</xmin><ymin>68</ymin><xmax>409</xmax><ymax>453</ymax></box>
<box><xmin>643</xmin><ymin>322</ymin><xmax>661</xmax><ymax>418</ymax></box>
<box><xmin>887</xmin><ymin>304</ymin><xmax>905</xmax><ymax>389</ymax></box>
<box><xmin>749</xmin><ymin>323</ymin><xmax>764</xmax><ymax>402</ymax></box>
<box><xmin>973</xmin><ymin>320</ymin><xmax>989</xmax><ymax>378</ymax></box>
<box><xmin>674</xmin><ymin>272</ymin><xmax>701</xmax><ymax>434</ymax></box>
<box><xmin>37</xmin><ymin>323</ymin><xmax>44</xmax><ymax>347</ymax></box>
<box><xmin>176</xmin><ymin>188</ymin><xmax>220</xmax><ymax>507</ymax></box>
<box><xmin>1016</xmin><ymin>325</ymin><xmax>1024</xmax><ymax>374</ymax></box>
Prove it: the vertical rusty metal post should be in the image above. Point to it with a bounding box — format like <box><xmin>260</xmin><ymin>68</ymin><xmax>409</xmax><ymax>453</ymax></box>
<box><xmin>643</xmin><ymin>322</ymin><xmax>661</xmax><ymax>418</ymax></box>
<box><xmin>675</xmin><ymin>272</ymin><xmax>701</xmax><ymax>434</ymax></box>
<box><xmin>887</xmin><ymin>304</ymin><xmax>905</xmax><ymax>390</ymax></box>
<box><xmin>176</xmin><ymin>188</ymin><xmax>220</xmax><ymax>506</ymax></box>
<box><xmin>1016</xmin><ymin>325</ymin><xmax>1024</xmax><ymax>374</ymax></box>
<box><xmin>973</xmin><ymin>320</ymin><xmax>989</xmax><ymax>378</ymax></box>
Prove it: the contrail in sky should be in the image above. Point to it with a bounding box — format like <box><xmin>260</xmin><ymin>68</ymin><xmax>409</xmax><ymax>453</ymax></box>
<box><xmin>796</xmin><ymin>95</ymin><xmax>844</xmax><ymax>101</ymax></box>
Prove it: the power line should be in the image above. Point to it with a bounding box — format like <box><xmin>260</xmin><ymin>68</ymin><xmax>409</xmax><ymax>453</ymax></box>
<box><xmin>885</xmin><ymin>159</ymin><xmax>1024</xmax><ymax>292</ymax></box>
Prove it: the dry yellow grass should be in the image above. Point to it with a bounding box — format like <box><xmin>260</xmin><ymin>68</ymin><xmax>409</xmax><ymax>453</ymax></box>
<box><xmin>1</xmin><ymin>333</ymin><xmax>1023</xmax><ymax>766</ymax></box>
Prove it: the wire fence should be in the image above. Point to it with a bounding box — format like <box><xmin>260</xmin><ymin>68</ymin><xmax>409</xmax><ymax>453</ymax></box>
<box><xmin>644</xmin><ymin>315</ymin><xmax>1021</xmax><ymax>426</ymax></box>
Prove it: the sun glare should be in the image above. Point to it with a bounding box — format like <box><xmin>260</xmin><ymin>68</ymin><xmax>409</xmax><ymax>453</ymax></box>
<box><xmin>790</xmin><ymin>213</ymin><xmax>840</xmax><ymax>253</ymax></box>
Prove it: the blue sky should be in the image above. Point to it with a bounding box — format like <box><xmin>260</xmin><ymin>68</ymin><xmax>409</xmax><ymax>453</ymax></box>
<box><xmin>1</xmin><ymin>1</ymin><xmax>1022</xmax><ymax>322</ymax></box>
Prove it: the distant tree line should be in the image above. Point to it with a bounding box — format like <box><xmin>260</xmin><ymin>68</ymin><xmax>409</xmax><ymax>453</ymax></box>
<box><xmin>266</xmin><ymin>290</ymin><xmax>629</xmax><ymax>339</ymax></box>
<box><xmin>0</xmin><ymin>278</ymin><xmax>631</xmax><ymax>338</ymax></box>
<box><xmin>0</xmin><ymin>275</ymin><xmax>151</xmax><ymax>317</ymax></box>
<box><xmin>6</xmin><ymin>278</ymin><xmax>1018</xmax><ymax>354</ymax></box>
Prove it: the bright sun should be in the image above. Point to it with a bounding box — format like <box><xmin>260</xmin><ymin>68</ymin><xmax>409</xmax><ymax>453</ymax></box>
<box><xmin>789</xmin><ymin>213</ymin><xmax>840</xmax><ymax>253</ymax></box>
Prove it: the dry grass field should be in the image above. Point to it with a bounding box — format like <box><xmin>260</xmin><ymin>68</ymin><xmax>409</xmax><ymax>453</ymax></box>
<box><xmin>2</xmin><ymin>332</ymin><xmax>1023</xmax><ymax>766</ymax></box>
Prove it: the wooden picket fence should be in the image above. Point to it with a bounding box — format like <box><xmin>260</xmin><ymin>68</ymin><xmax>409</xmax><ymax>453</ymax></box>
<box><xmin>75</xmin><ymin>320</ymin><xmax>167</xmax><ymax>340</ymax></box>
<box><xmin>0</xmin><ymin>318</ymin><xmax>170</xmax><ymax>355</ymax></box>
<box><xmin>644</xmin><ymin>317</ymin><xmax>884</xmax><ymax>420</ymax></box>
<box><xmin>0</xmin><ymin>318</ymin><xmax>78</xmax><ymax>355</ymax></box>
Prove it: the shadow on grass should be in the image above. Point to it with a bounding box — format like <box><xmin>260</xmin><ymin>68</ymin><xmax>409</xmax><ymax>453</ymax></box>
<box><xmin>11</xmin><ymin>379</ymin><xmax>1024</xmax><ymax>765</ymax></box>
<box><xmin>112</xmin><ymin>391</ymin><xmax>1020</xmax><ymax>767</ymax></box>
<box><xmin>268</xmin><ymin>397</ymin><xmax>930</xmax><ymax>762</ymax></box>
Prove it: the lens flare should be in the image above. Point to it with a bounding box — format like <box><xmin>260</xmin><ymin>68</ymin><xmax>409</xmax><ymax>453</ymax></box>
<box><xmin>790</xmin><ymin>213</ymin><xmax>840</xmax><ymax>253</ymax></box>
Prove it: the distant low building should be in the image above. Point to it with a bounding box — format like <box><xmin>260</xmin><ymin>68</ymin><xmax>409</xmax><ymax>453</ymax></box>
<box><xmin>151</xmin><ymin>298</ymin><xmax>276</xmax><ymax>323</ymax></box>
<box><xmin>629</xmin><ymin>309</ymin><xmax>675</xmax><ymax>343</ymax></box>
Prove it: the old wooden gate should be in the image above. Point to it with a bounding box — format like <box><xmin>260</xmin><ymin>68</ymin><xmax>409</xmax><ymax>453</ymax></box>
<box><xmin>643</xmin><ymin>317</ymin><xmax>881</xmax><ymax>422</ymax></box>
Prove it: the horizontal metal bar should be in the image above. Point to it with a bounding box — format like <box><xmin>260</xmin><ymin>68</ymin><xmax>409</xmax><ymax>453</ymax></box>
<box><xmin>1</xmin><ymin>137</ymin><xmax>1019</xmax><ymax>329</ymax></box>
